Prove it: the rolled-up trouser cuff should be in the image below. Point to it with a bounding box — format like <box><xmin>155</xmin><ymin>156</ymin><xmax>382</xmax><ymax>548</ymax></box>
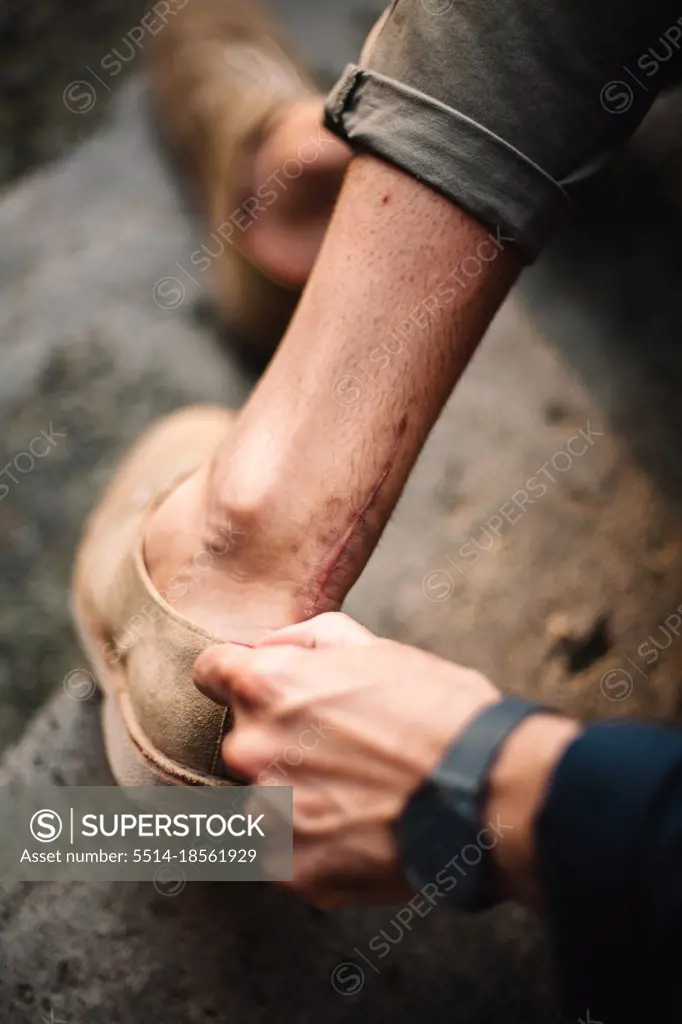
<box><xmin>324</xmin><ymin>63</ymin><xmax>570</xmax><ymax>261</ymax></box>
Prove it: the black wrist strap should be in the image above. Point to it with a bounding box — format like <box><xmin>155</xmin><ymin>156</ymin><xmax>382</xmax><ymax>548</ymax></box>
<box><xmin>432</xmin><ymin>697</ymin><xmax>559</xmax><ymax>910</ymax></box>
<box><xmin>433</xmin><ymin>697</ymin><xmax>556</xmax><ymax>807</ymax></box>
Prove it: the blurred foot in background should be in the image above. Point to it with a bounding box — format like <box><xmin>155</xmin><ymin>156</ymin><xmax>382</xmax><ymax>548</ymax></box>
<box><xmin>148</xmin><ymin>0</ymin><xmax>350</xmax><ymax>353</ymax></box>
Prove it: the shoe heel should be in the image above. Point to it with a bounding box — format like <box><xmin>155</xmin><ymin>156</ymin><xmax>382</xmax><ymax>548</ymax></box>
<box><xmin>101</xmin><ymin>694</ymin><xmax>176</xmax><ymax>786</ymax></box>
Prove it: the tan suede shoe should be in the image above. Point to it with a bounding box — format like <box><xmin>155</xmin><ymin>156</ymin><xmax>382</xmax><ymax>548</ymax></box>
<box><xmin>148</xmin><ymin>0</ymin><xmax>316</xmax><ymax>348</ymax></box>
<box><xmin>71</xmin><ymin>407</ymin><xmax>240</xmax><ymax>787</ymax></box>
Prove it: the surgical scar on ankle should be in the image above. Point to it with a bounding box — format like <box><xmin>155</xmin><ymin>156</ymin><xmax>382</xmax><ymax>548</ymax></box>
<box><xmin>299</xmin><ymin>464</ymin><xmax>392</xmax><ymax>616</ymax></box>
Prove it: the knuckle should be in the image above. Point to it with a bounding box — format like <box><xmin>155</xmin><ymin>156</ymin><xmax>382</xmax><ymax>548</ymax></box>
<box><xmin>316</xmin><ymin>611</ymin><xmax>350</xmax><ymax>627</ymax></box>
<box><xmin>253</xmin><ymin>645</ymin><xmax>298</xmax><ymax>680</ymax></box>
<box><xmin>315</xmin><ymin>611</ymin><xmax>370</xmax><ymax>643</ymax></box>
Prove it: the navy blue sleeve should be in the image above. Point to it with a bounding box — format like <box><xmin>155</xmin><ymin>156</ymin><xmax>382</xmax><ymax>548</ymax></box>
<box><xmin>535</xmin><ymin>722</ymin><xmax>682</xmax><ymax>1023</ymax></box>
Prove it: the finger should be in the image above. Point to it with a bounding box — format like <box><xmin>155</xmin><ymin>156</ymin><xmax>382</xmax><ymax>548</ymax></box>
<box><xmin>193</xmin><ymin>643</ymin><xmax>263</xmax><ymax>709</ymax></box>
<box><xmin>258</xmin><ymin>612</ymin><xmax>375</xmax><ymax>650</ymax></box>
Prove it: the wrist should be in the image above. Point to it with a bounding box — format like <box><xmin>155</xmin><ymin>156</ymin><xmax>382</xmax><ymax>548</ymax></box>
<box><xmin>484</xmin><ymin>714</ymin><xmax>581</xmax><ymax>907</ymax></box>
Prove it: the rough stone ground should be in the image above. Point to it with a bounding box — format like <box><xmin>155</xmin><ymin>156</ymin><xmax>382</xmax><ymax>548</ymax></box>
<box><xmin>1</xmin><ymin>1</ymin><xmax>682</xmax><ymax>1021</ymax></box>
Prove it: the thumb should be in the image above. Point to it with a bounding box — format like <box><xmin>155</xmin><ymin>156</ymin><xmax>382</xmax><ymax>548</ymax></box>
<box><xmin>193</xmin><ymin>642</ymin><xmax>260</xmax><ymax>707</ymax></box>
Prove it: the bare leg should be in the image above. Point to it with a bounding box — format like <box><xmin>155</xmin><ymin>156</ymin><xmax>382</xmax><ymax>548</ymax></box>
<box><xmin>145</xmin><ymin>154</ymin><xmax>521</xmax><ymax>639</ymax></box>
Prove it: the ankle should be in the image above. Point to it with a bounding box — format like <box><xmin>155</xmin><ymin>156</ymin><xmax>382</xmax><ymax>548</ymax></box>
<box><xmin>204</xmin><ymin>469</ymin><xmax>345</xmax><ymax>615</ymax></box>
<box><xmin>144</xmin><ymin>463</ymin><xmax>346</xmax><ymax>634</ymax></box>
<box><xmin>143</xmin><ymin>469</ymin><xmax>307</xmax><ymax>640</ymax></box>
<box><xmin>204</xmin><ymin>490</ymin><xmax>363</xmax><ymax>620</ymax></box>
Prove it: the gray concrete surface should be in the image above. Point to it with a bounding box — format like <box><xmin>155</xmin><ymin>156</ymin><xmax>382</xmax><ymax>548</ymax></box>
<box><xmin>2</xmin><ymin>0</ymin><xmax>682</xmax><ymax>1021</ymax></box>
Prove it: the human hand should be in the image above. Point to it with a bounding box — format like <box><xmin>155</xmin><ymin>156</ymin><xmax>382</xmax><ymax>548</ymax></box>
<box><xmin>194</xmin><ymin>612</ymin><xmax>501</xmax><ymax>906</ymax></box>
